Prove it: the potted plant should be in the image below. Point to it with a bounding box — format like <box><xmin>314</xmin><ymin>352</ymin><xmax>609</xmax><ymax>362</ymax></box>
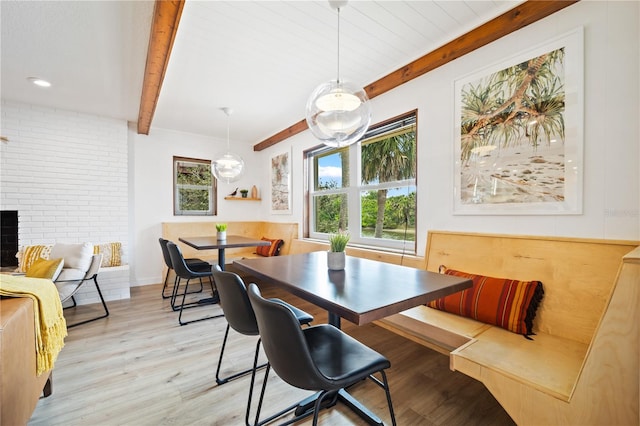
<box><xmin>216</xmin><ymin>223</ymin><xmax>227</xmax><ymax>240</ymax></box>
<box><xmin>327</xmin><ymin>230</ymin><xmax>350</xmax><ymax>270</ymax></box>
<box><xmin>240</xmin><ymin>189</ymin><xmax>249</xmax><ymax>198</ymax></box>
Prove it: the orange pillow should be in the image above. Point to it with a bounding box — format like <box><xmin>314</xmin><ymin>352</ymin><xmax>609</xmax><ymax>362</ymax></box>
<box><xmin>256</xmin><ymin>238</ymin><xmax>284</xmax><ymax>257</ymax></box>
<box><xmin>428</xmin><ymin>267</ymin><xmax>544</xmax><ymax>337</ymax></box>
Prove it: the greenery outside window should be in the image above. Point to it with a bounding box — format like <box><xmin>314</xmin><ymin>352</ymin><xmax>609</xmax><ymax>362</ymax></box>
<box><xmin>306</xmin><ymin>111</ymin><xmax>417</xmax><ymax>252</ymax></box>
<box><xmin>174</xmin><ymin>157</ymin><xmax>216</xmax><ymax>216</ymax></box>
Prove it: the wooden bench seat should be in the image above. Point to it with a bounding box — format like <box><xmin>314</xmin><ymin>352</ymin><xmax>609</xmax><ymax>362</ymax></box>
<box><xmin>375</xmin><ymin>231</ymin><xmax>639</xmax><ymax>425</ymax></box>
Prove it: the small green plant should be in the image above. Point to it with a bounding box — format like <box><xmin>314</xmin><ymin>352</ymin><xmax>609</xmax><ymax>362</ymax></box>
<box><xmin>328</xmin><ymin>230</ymin><xmax>350</xmax><ymax>252</ymax></box>
<box><xmin>240</xmin><ymin>189</ymin><xmax>249</xmax><ymax>198</ymax></box>
<box><xmin>216</xmin><ymin>223</ymin><xmax>227</xmax><ymax>232</ymax></box>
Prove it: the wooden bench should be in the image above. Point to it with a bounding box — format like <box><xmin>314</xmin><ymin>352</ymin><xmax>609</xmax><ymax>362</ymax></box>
<box><xmin>162</xmin><ymin>221</ymin><xmax>298</xmax><ymax>267</ymax></box>
<box><xmin>372</xmin><ymin>231</ymin><xmax>639</xmax><ymax>425</ymax></box>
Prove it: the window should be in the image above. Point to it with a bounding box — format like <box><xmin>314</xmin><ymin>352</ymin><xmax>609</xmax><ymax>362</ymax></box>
<box><xmin>173</xmin><ymin>157</ymin><xmax>217</xmax><ymax>216</ymax></box>
<box><xmin>306</xmin><ymin>111</ymin><xmax>417</xmax><ymax>252</ymax></box>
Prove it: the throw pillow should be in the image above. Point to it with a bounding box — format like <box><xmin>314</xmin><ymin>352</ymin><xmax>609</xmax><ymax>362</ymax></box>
<box><xmin>428</xmin><ymin>267</ymin><xmax>544</xmax><ymax>337</ymax></box>
<box><xmin>17</xmin><ymin>244</ymin><xmax>53</xmax><ymax>273</ymax></box>
<box><xmin>25</xmin><ymin>257</ymin><xmax>65</xmax><ymax>281</ymax></box>
<box><xmin>50</xmin><ymin>242</ymin><xmax>93</xmax><ymax>272</ymax></box>
<box><xmin>94</xmin><ymin>242</ymin><xmax>122</xmax><ymax>267</ymax></box>
<box><xmin>256</xmin><ymin>237</ymin><xmax>284</xmax><ymax>257</ymax></box>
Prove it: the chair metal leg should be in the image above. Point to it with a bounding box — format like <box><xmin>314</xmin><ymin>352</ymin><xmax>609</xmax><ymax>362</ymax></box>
<box><xmin>66</xmin><ymin>275</ymin><xmax>110</xmax><ymax>328</ymax></box>
<box><xmin>311</xmin><ymin>391</ymin><xmax>333</xmax><ymax>426</ymax></box>
<box><xmin>216</xmin><ymin>325</ymin><xmax>267</xmax><ymax>386</ymax></box>
<box><xmin>177</xmin><ymin>277</ymin><xmax>224</xmax><ymax>326</ymax></box>
<box><xmin>251</xmin><ymin>362</ymin><xmax>317</xmax><ymax>426</ymax></box>
<box><xmin>161</xmin><ymin>268</ymin><xmax>172</xmax><ymax>298</ymax></box>
<box><xmin>168</xmin><ymin>274</ymin><xmax>204</xmax><ymax>309</ymax></box>
<box><xmin>380</xmin><ymin>370</ymin><xmax>397</xmax><ymax>426</ymax></box>
<box><xmin>170</xmin><ymin>276</ymin><xmax>201</xmax><ymax>311</ymax></box>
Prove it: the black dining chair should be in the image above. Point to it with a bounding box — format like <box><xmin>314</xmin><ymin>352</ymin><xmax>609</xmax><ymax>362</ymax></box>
<box><xmin>166</xmin><ymin>242</ymin><xmax>221</xmax><ymax>325</ymax></box>
<box><xmin>159</xmin><ymin>238</ymin><xmax>210</xmax><ymax>301</ymax></box>
<box><xmin>247</xmin><ymin>283</ymin><xmax>397</xmax><ymax>426</ymax></box>
<box><xmin>211</xmin><ymin>266</ymin><xmax>313</xmax><ymax>425</ymax></box>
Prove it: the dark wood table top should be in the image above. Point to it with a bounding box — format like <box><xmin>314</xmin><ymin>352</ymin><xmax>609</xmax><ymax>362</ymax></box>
<box><xmin>179</xmin><ymin>235</ymin><xmax>271</xmax><ymax>250</ymax></box>
<box><xmin>234</xmin><ymin>251</ymin><xmax>472</xmax><ymax>326</ymax></box>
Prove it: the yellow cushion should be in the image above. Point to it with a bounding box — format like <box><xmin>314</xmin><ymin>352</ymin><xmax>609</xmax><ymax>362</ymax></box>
<box><xmin>25</xmin><ymin>257</ymin><xmax>65</xmax><ymax>280</ymax></box>
<box><xmin>93</xmin><ymin>242</ymin><xmax>122</xmax><ymax>267</ymax></box>
<box><xmin>17</xmin><ymin>244</ymin><xmax>53</xmax><ymax>273</ymax></box>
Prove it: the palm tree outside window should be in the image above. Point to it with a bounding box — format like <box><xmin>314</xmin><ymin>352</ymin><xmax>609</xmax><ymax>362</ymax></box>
<box><xmin>306</xmin><ymin>111</ymin><xmax>417</xmax><ymax>252</ymax></box>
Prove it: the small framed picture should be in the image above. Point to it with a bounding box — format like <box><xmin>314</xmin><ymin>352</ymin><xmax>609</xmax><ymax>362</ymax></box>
<box><xmin>270</xmin><ymin>150</ymin><xmax>291</xmax><ymax>214</ymax></box>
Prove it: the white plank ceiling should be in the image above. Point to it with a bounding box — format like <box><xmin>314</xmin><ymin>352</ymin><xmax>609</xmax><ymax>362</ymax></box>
<box><xmin>1</xmin><ymin>1</ymin><xmax>522</xmax><ymax>145</ymax></box>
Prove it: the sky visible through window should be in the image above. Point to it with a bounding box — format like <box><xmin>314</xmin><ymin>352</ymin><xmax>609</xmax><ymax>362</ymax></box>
<box><xmin>318</xmin><ymin>154</ymin><xmax>409</xmax><ymax>196</ymax></box>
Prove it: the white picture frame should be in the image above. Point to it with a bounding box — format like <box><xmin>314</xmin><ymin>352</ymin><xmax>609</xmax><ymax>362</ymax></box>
<box><xmin>270</xmin><ymin>150</ymin><xmax>292</xmax><ymax>214</ymax></box>
<box><xmin>453</xmin><ymin>27</ymin><xmax>584</xmax><ymax>215</ymax></box>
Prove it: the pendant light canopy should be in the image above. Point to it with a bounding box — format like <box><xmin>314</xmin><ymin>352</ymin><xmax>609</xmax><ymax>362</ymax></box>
<box><xmin>212</xmin><ymin>107</ymin><xmax>244</xmax><ymax>184</ymax></box>
<box><xmin>305</xmin><ymin>0</ymin><xmax>371</xmax><ymax>148</ymax></box>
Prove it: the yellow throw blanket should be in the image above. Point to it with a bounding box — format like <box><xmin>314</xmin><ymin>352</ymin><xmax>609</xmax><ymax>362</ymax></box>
<box><xmin>0</xmin><ymin>275</ymin><xmax>67</xmax><ymax>375</ymax></box>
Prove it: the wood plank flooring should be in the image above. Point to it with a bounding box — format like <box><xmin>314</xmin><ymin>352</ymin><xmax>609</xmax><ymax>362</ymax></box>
<box><xmin>30</xmin><ymin>280</ymin><xmax>515</xmax><ymax>425</ymax></box>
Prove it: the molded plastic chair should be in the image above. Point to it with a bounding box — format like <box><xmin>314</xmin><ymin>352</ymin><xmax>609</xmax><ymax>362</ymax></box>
<box><xmin>166</xmin><ymin>242</ymin><xmax>220</xmax><ymax>325</ymax></box>
<box><xmin>211</xmin><ymin>266</ymin><xmax>313</xmax><ymax>426</ymax></box>
<box><xmin>248</xmin><ymin>283</ymin><xmax>396</xmax><ymax>426</ymax></box>
<box><xmin>159</xmin><ymin>238</ymin><xmax>209</xmax><ymax>300</ymax></box>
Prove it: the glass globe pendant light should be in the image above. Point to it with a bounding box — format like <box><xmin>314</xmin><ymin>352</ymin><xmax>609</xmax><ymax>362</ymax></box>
<box><xmin>305</xmin><ymin>0</ymin><xmax>371</xmax><ymax>148</ymax></box>
<box><xmin>212</xmin><ymin>107</ymin><xmax>244</xmax><ymax>184</ymax></box>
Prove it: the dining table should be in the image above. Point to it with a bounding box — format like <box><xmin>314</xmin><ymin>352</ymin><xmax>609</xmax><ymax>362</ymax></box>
<box><xmin>178</xmin><ymin>235</ymin><xmax>271</xmax><ymax>270</ymax></box>
<box><xmin>233</xmin><ymin>250</ymin><xmax>472</xmax><ymax>328</ymax></box>
<box><xmin>233</xmin><ymin>251</ymin><xmax>472</xmax><ymax>425</ymax></box>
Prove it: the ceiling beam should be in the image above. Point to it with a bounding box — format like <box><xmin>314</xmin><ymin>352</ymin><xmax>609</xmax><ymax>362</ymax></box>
<box><xmin>137</xmin><ymin>0</ymin><xmax>185</xmax><ymax>135</ymax></box>
<box><xmin>253</xmin><ymin>0</ymin><xmax>579</xmax><ymax>152</ymax></box>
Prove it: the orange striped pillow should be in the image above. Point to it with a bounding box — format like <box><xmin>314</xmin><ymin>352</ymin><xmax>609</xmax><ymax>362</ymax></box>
<box><xmin>428</xmin><ymin>267</ymin><xmax>544</xmax><ymax>337</ymax></box>
<box><xmin>256</xmin><ymin>238</ymin><xmax>284</xmax><ymax>257</ymax></box>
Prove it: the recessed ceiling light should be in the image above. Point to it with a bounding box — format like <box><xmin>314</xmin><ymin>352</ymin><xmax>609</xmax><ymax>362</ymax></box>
<box><xmin>27</xmin><ymin>77</ymin><xmax>51</xmax><ymax>87</ymax></box>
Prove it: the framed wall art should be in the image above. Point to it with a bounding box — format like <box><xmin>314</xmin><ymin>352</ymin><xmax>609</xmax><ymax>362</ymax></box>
<box><xmin>270</xmin><ymin>150</ymin><xmax>291</xmax><ymax>214</ymax></box>
<box><xmin>453</xmin><ymin>27</ymin><xmax>584</xmax><ymax>215</ymax></box>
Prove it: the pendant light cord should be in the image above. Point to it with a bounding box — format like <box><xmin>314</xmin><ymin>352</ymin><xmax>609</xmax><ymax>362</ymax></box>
<box><xmin>226</xmin><ymin>114</ymin><xmax>230</xmax><ymax>151</ymax></box>
<box><xmin>336</xmin><ymin>6</ymin><xmax>341</xmax><ymax>84</ymax></box>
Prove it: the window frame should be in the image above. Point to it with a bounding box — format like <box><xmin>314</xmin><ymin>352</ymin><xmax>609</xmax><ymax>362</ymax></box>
<box><xmin>305</xmin><ymin>110</ymin><xmax>417</xmax><ymax>252</ymax></box>
<box><xmin>173</xmin><ymin>156</ymin><xmax>217</xmax><ymax>216</ymax></box>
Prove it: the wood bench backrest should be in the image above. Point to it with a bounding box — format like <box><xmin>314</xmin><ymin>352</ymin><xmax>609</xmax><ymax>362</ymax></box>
<box><xmin>425</xmin><ymin>231</ymin><xmax>638</xmax><ymax>344</ymax></box>
<box><xmin>289</xmin><ymin>239</ymin><xmax>424</xmax><ymax>268</ymax></box>
<box><xmin>162</xmin><ymin>221</ymin><xmax>298</xmax><ymax>260</ymax></box>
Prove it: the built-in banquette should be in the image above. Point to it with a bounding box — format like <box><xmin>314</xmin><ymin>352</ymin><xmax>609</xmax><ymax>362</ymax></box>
<box><xmin>292</xmin><ymin>231</ymin><xmax>640</xmax><ymax>425</ymax></box>
<box><xmin>161</xmin><ymin>221</ymin><xmax>299</xmax><ymax>268</ymax></box>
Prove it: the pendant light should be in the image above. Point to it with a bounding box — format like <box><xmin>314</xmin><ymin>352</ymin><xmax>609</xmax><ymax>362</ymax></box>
<box><xmin>212</xmin><ymin>107</ymin><xmax>244</xmax><ymax>184</ymax></box>
<box><xmin>305</xmin><ymin>0</ymin><xmax>371</xmax><ymax>148</ymax></box>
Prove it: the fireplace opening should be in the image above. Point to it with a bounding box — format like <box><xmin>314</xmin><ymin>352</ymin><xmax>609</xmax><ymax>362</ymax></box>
<box><xmin>1</xmin><ymin>210</ymin><xmax>18</xmax><ymax>268</ymax></box>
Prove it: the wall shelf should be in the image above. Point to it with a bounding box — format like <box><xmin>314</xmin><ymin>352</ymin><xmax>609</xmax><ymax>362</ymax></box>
<box><xmin>224</xmin><ymin>197</ymin><xmax>261</xmax><ymax>201</ymax></box>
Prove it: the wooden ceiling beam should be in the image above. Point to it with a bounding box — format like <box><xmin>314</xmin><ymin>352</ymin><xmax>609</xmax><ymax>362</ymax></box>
<box><xmin>137</xmin><ymin>0</ymin><xmax>185</xmax><ymax>135</ymax></box>
<box><xmin>253</xmin><ymin>0</ymin><xmax>579</xmax><ymax>152</ymax></box>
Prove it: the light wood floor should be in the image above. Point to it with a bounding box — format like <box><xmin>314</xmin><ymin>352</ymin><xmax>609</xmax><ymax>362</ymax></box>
<box><xmin>30</xmin><ymin>280</ymin><xmax>515</xmax><ymax>425</ymax></box>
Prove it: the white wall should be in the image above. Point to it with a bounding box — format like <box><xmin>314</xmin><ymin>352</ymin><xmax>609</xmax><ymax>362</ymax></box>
<box><xmin>254</xmin><ymin>0</ymin><xmax>639</xmax><ymax>257</ymax></box>
<box><xmin>0</xmin><ymin>100</ymin><xmax>130</xmax><ymax>301</ymax></box>
<box><xmin>129</xmin><ymin>125</ymin><xmax>265</xmax><ymax>285</ymax></box>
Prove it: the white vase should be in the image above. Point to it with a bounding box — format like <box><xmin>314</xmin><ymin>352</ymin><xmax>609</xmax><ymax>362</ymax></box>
<box><xmin>327</xmin><ymin>251</ymin><xmax>345</xmax><ymax>271</ymax></box>
<box><xmin>217</xmin><ymin>231</ymin><xmax>226</xmax><ymax>241</ymax></box>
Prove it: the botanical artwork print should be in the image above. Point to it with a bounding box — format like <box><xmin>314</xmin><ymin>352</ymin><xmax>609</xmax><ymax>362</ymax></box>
<box><xmin>271</xmin><ymin>152</ymin><xmax>290</xmax><ymax>211</ymax></box>
<box><xmin>460</xmin><ymin>47</ymin><xmax>566</xmax><ymax>205</ymax></box>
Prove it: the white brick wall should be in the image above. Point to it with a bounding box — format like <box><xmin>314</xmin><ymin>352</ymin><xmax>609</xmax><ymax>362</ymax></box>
<box><xmin>0</xmin><ymin>100</ymin><xmax>130</xmax><ymax>303</ymax></box>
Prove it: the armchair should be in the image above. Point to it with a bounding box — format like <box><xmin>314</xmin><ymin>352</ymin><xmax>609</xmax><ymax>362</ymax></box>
<box><xmin>51</xmin><ymin>242</ymin><xmax>109</xmax><ymax>328</ymax></box>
